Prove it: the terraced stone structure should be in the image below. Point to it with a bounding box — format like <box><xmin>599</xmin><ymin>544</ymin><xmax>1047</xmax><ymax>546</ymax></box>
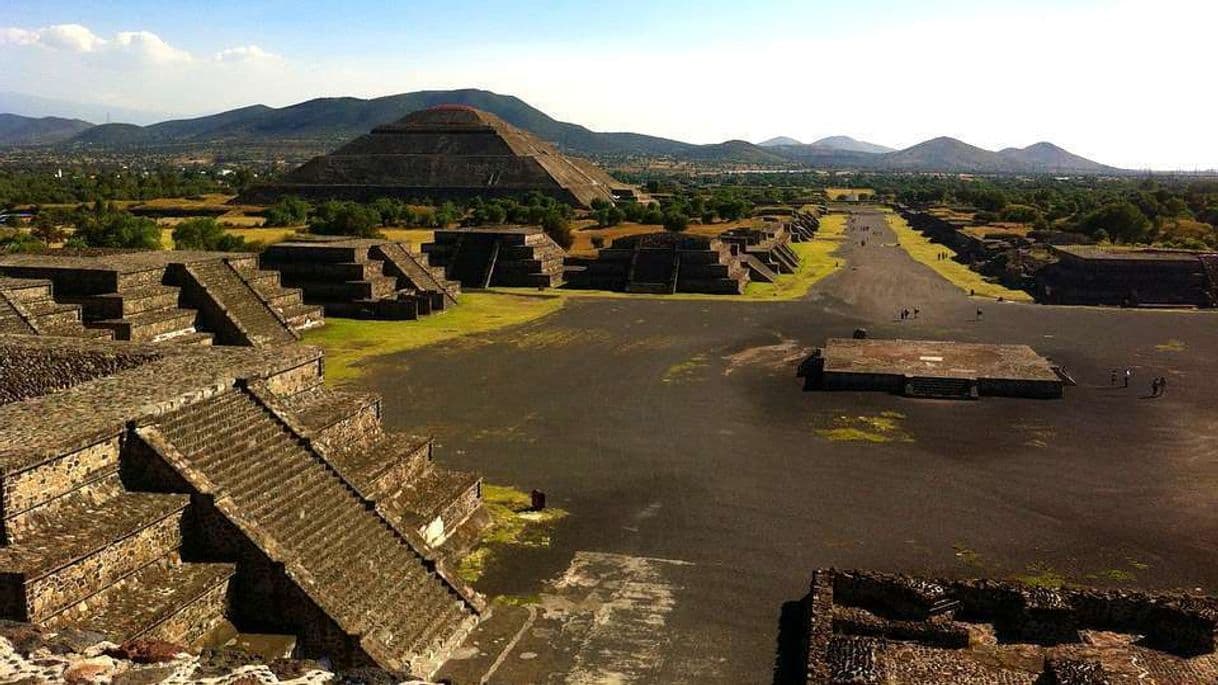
<box><xmin>261</xmin><ymin>237</ymin><xmax>460</xmax><ymax>320</ymax></box>
<box><xmin>718</xmin><ymin>223</ymin><xmax>801</xmax><ymax>283</ymax></box>
<box><xmin>239</xmin><ymin>105</ymin><xmax>635</xmax><ymax>209</ymax></box>
<box><xmin>802</xmin><ymin>568</ymin><xmax>1218</xmax><ymax>684</ymax></box>
<box><xmin>568</xmin><ymin>232</ymin><xmax>750</xmax><ymax>294</ymax></box>
<box><xmin>0</xmin><ymin>335</ymin><xmax>486</xmax><ymax>677</ymax></box>
<box><xmin>422</xmin><ymin>226</ymin><xmax>565</xmax><ymax>288</ymax></box>
<box><xmin>0</xmin><ymin>250</ymin><xmax>322</xmax><ymax>347</ymax></box>
<box><xmin>1037</xmin><ymin>245</ymin><xmax>1218</xmax><ymax>308</ymax></box>
<box><xmin>799</xmin><ymin>338</ymin><xmax>1064</xmax><ymax>399</ymax></box>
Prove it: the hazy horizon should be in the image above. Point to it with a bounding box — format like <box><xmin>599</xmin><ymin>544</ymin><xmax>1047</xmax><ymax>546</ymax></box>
<box><xmin>3</xmin><ymin>0</ymin><xmax>1215</xmax><ymax>170</ymax></box>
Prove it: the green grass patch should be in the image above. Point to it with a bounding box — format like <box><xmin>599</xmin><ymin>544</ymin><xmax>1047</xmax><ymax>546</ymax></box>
<box><xmin>301</xmin><ymin>291</ymin><xmax>564</xmax><ymax>383</ymax></box>
<box><xmin>662</xmin><ymin>353</ymin><xmax>709</xmax><ymax>383</ymax></box>
<box><xmin>884</xmin><ymin>213</ymin><xmax>1033</xmax><ymax>302</ymax></box>
<box><xmin>1155</xmin><ymin>339</ymin><xmax>1187</xmax><ymax>352</ymax></box>
<box><xmin>457</xmin><ymin>484</ymin><xmax>569</xmax><ymax>584</ymax></box>
<box><xmin>1015</xmin><ymin>563</ymin><xmax>1067</xmax><ymax>588</ymax></box>
<box><xmin>817</xmin><ymin>413</ymin><xmax>913</xmax><ymax>443</ymax></box>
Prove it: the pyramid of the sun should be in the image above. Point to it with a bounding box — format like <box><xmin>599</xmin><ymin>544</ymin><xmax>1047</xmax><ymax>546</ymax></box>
<box><xmin>241</xmin><ymin>105</ymin><xmax>628</xmax><ymax>208</ymax></box>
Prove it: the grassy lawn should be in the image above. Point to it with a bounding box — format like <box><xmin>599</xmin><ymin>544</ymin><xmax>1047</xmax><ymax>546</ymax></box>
<box><xmin>825</xmin><ymin>187</ymin><xmax>875</xmax><ymax>201</ymax></box>
<box><xmin>301</xmin><ymin>291</ymin><xmax>565</xmax><ymax>382</ymax></box>
<box><xmin>884</xmin><ymin>212</ymin><xmax>1033</xmax><ymax>302</ymax></box>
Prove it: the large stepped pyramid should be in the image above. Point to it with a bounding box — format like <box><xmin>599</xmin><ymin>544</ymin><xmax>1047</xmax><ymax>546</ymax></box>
<box><xmin>0</xmin><ymin>335</ymin><xmax>487</xmax><ymax>678</ymax></box>
<box><xmin>260</xmin><ymin>237</ymin><xmax>461</xmax><ymax>320</ymax></box>
<box><xmin>422</xmin><ymin>226</ymin><xmax>565</xmax><ymax>288</ymax></box>
<box><xmin>0</xmin><ymin>250</ymin><xmax>322</xmax><ymax>346</ymax></box>
<box><xmin>240</xmin><ymin>104</ymin><xmax>638</xmax><ymax>209</ymax></box>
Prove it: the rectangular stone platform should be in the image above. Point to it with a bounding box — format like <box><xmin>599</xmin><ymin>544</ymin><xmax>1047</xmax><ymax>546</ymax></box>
<box><xmin>808</xmin><ymin>338</ymin><xmax>1062</xmax><ymax>399</ymax></box>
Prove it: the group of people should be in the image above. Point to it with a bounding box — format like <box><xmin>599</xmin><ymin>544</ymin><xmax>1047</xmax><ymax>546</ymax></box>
<box><xmin>935</xmin><ymin>251</ymin><xmax>952</xmax><ymax>261</ymax></box>
<box><xmin>898</xmin><ymin>307</ymin><xmax>920</xmax><ymax>320</ymax></box>
<box><xmin>1110</xmin><ymin>368</ymin><xmax>1169</xmax><ymax>397</ymax></box>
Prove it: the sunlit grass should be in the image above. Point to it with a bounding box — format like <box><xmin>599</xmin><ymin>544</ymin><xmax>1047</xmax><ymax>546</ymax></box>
<box><xmin>457</xmin><ymin>484</ymin><xmax>568</xmax><ymax>583</ymax></box>
<box><xmin>884</xmin><ymin>213</ymin><xmax>1033</xmax><ymax>302</ymax></box>
<box><xmin>301</xmin><ymin>291</ymin><xmax>565</xmax><ymax>382</ymax></box>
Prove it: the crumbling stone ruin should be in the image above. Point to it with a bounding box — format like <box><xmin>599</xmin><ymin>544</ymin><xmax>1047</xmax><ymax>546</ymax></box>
<box><xmin>422</xmin><ymin>226</ymin><xmax>565</xmax><ymax>288</ymax></box>
<box><xmin>260</xmin><ymin>237</ymin><xmax>461</xmax><ymax>320</ymax></box>
<box><xmin>1037</xmin><ymin>245</ymin><xmax>1218</xmax><ymax>308</ymax></box>
<box><xmin>718</xmin><ymin>223</ymin><xmax>801</xmax><ymax>283</ymax></box>
<box><xmin>799</xmin><ymin>338</ymin><xmax>1064</xmax><ymax>399</ymax></box>
<box><xmin>0</xmin><ymin>250</ymin><xmax>322</xmax><ymax>346</ymax></box>
<box><xmin>239</xmin><ymin>105</ymin><xmax>638</xmax><ymax>209</ymax></box>
<box><xmin>566</xmin><ymin>232</ymin><xmax>751</xmax><ymax>294</ymax></box>
<box><xmin>0</xmin><ymin>334</ymin><xmax>486</xmax><ymax>678</ymax></box>
<box><xmin>802</xmin><ymin>568</ymin><xmax>1218</xmax><ymax>684</ymax></box>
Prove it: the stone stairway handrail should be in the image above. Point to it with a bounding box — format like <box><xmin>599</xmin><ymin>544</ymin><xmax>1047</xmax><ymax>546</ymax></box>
<box><xmin>0</xmin><ymin>288</ymin><xmax>40</xmax><ymax>334</ymax></box>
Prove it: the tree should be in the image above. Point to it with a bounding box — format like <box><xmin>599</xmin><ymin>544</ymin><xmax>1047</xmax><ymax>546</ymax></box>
<box><xmin>172</xmin><ymin>217</ymin><xmax>247</xmax><ymax>251</ymax></box>
<box><xmin>264</xmin><ymin>196</ymin><xmax>310</xmax><ymax>227</ymax></box>
<box><xmin>1078</xmin><ymin>201</ymin><xmax>1151</xmax><ymax>243</ymax></box>
<box><xmin>70</xmin><ymin>204</ymin><xmax>162</xmax><ymax>249</ymax></box>
<box><xmin>308</xmin><ymin>200</ymin><xmax>383</xmax><ymax>237</ymax></box>
<box><xmin>662</xmin><ymin>212</ymin><xmax>689</xmax><ymax>232</ymax></box>
<box><xmin>541</xmin><ymin>210</ymin><xmax>572</xmax><ymax>249</ymax></box>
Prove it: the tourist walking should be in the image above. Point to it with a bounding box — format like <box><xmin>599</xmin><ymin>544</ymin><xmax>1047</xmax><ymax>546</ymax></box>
<box><xmin>1123</xmin><ymin>368</ymin><xmax>1132</xmax><ymax>388</ymax></box>
<box><xmin>913</xmin><ymin>307</ymin><xmax>920</xmax><ymax>319</ymax></box>
<box><xmin>1110</xmin><ymin>370</ymin><xmax>1117</xmax><ymax>386</ymax></box>
<box><xmin>976</xmin><ymin>307</ymin><xmax>983</xmax><ymax>321</ymax></box>
<box><xmin>1151</xmin><ymin>377</ymin><xmax>1161</xmax><ymax>397</ymax></box>
<box><xmin>1158</xmin><ymin>376</ymin><xmax>1167</xmax><ymax>397</ymax></box>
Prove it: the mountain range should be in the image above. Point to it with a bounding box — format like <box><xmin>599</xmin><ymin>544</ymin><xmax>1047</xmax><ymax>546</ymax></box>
<box><xmin>0</xmin><ymin>88</ymin><xmax>1119</xmax><ymax>173</ymax></box>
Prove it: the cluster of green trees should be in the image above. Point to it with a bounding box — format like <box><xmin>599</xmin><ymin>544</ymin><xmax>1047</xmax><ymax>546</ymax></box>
<box><xmin>0</xmin><ymin>167</ymin><xmax>242</xmax><ymax>207</ymax></box>
<box><xmin>171</xmin><ymin>217</ymin><xmax>250</xmax><ymax>251</ymax></box>
<box><xmin>879</xmin><ymin>175</ymin><xmax>1218</xmax><ymax>248</ymax></box>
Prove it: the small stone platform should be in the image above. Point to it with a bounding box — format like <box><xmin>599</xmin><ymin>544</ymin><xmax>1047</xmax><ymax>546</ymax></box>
<box><xmin>799</xmin><ymin>338</ymin><xmax>1063</xmax><ymax>399</ymax></box>
<box><xmin>801</xmin><ymin>568</ymin><xmax>1218</xmax><ymax>684</ymax></box>
<box><xmin>260</xmin><ymin>237</ymin><xmax>460</xmax><ymax>320</ymax></box>
<box><xmin>0</xmin><ymin>250</ymin><xmax>321</xmax><ymax>346</ymax></box>
<box><xmin>565</xmin><ymin>232</ymin><xmax>750</xmax><ymax>294</ymax></box>
<box><xmin>422</xmin><ymin>226</ymin><xmax>564</xmax><ymax>288</ymax></box>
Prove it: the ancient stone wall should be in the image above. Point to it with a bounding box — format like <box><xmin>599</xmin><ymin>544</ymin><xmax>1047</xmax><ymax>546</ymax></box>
<box><xmin>0</xmin><ymin>347</ymin><xmax>159</xmax><ymax>405</ymax></box>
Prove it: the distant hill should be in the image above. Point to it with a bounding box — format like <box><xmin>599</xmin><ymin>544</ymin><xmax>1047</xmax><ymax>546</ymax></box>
<box><xmin>0</xmin><ymin>91</ymin><xmax>170</xmax><ymax>126</ymax></box>
<box><xmin>55</xmin><ymin>89</ymin><xmax>787</xmax><ymax>165</ymax></box>
<box><xmin>758</xmin><ymin>136</ymin><xmax>803</xmax><ymax>147</ymax></box>
<box><xmin>0</xmin><ymin>113</ymin><xmax>95</xmax><ymax>146</ymax></box>
<box><xmin>0</xmin><ymin>88</ymin><xmax>1120</xmax><ymax>172</ymax></box>
<box><xmin>807</xmin><ymin>135</ymin><xmax>894</xmax><ymax>154</ymax></box>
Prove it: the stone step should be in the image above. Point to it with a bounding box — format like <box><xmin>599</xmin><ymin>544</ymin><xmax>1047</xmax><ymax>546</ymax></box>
<box><xmin>150</xmin><ymin>389</ymin><xmax>476</xmax><ymax>670</ymax></box>
<box><xmin>280</xmin><ymin>386</ymin><xmax>381</xmax><ymax>449</ymax></box>
<box><xmin>157</xmin><ymin>331</ymin><xmax>214</xmax><ymax>346</ymax></box>
<box><xmin>46</xmin><ymin>556</ymin><xmax>234</xmax><ymax>646</ymax></box>
<box><xmin>66</xmin><ymin>284</ymin><xmax>181</xmax><ymax>320</ymax></box>
<box><xmin>90</xmin><ymin>307</ymin><xmax>198</xmax><ymax>342</ymax></box>
<box><xmin>0</xmin><ymin>487</ymin><xmax>189</xmax><ymax>622</ymax></box>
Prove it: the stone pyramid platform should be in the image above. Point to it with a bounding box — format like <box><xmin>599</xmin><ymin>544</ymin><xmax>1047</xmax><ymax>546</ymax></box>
<box><xmin>261</xmin><ymin>237</ymin><xmax>461</xmax><ymax>320</ymax></box>
<box><xmin>567</xmin><ymin>232</ymin><xmax>750</xmax><ymax>294</ymax></box>
<box><xmin>422</xmin><ymin>226</ymin><xmax>565</xmax><ymax>288</ymax></box>
<box><xmin>0</xmin><ymin>250</ymin><xmax>322</xmax><ymax>347</ymax></box>
<box><xmin>240</xmin><ymin>105</ymin><xmax>635</xmax><ymax>209</ymax></box>
<box><xmin>0</xmin><ymin>335</ymin><xmax>487</xmax><ymax>677</ymax></box>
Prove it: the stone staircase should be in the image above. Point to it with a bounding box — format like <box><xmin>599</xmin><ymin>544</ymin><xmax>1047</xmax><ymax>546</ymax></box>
<box><xmin>0</xmin><ymin>278</ymin><xmax>114</xmax><ymax>340</ymax></box>
<box><xmin>52</xmin><ymin>269</ymin><xmax>207</xmax><ymax>344</ymax></box>
<box><xmin>227</xmin><ymin>259</ymin><xmax>325</xmax><ymax>333</ymax></box>
<box><xmin>143</xmin><ymin>387</ymin><xmax>480</xmax><ymax>674</ymax></box>
<box><xmin>0</xmin><ymin>465</ymin><xmax>233</xmax><ymax>647</ymax></box>
<box><xmin>175</xmin><ymin>259</ymin><xmax>300</xmax><ymax>347</ymax></box>
<box><xmin>371</xmin><ymin>241</ymin><xmax>461</xmax><ymax>309</ymax></box>
<box><xmin>423</xmin><ymin>227</ymin><xmax>565</xmax><ymax>288</ymax></box>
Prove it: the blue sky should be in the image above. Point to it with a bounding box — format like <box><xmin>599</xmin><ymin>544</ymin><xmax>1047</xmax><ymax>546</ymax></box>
<box><xmin>2</xmin><ymin>0</ymin><xmax>1215</xmax><ymax>169</ymax></box>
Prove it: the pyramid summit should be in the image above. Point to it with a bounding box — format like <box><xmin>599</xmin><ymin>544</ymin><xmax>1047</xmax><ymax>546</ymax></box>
<box><xmin>241</xmin><ymin>104</ymin><xmax>635</xmax><ymax>208</ymax></box>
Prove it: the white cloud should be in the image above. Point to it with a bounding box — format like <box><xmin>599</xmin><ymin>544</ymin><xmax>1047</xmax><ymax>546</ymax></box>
<box><xmin>111</xmin><ymin>30</ymin><xmax>191</xmax><ymax>63</ymax></box>
<box><xmin>214</xmin><ymin>45</ymin><xmax>279</xmax><ymax>63</ymax></box>
<box><xmin>37</xmin><ymin>24</ymin><xmax>106</xmax><ymax>52</ymax></box>
<box><xmin>0</xmin><ymin>27</ymin><xmax>39</xmax><ymax>47</ymax></box>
